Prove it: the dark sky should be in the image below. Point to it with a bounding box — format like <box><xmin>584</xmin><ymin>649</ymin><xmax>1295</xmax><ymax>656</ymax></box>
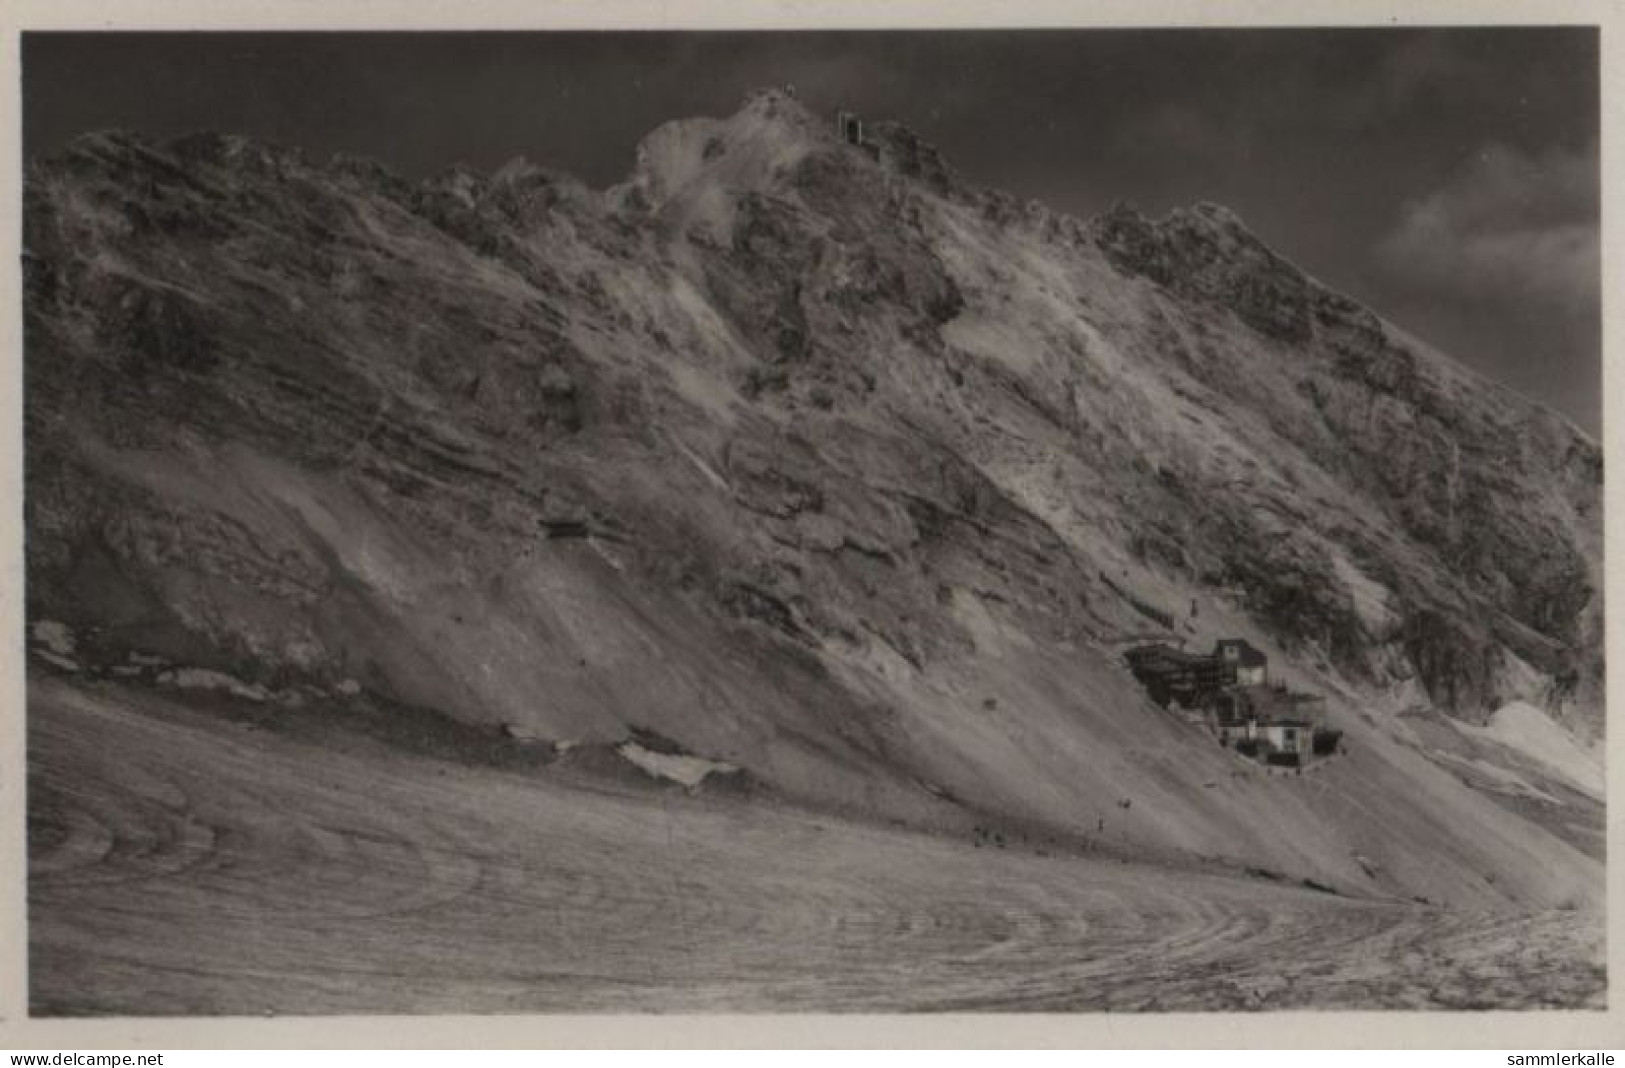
<box><xmin>22</xmin><ymin>29</ymin><xmax>1601</xmax><ymax>433</ymax></box>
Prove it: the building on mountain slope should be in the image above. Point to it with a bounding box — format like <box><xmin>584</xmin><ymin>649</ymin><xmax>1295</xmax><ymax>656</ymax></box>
<box><xmin>1214</xmin><ymin>684</ymin><xmax>1330</xmax><ymax>766</ymax></box>
<box><xmin>1261</xmin><ymin>718</ymin><xmax>1315</xmax><ymax>764</ymax></box>
<box><xmin>1214</xmin><ymin>638</ymin><xmax>1268</xmax><ymax>685</ymax></box>
<box><xmin>1125</xmin><ymin>639</ymin><xmax>1338</xmax><ymax>768</ymax></box>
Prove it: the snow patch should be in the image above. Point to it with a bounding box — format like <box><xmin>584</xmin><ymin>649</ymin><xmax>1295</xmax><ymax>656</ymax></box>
<box><xmin>1468</xmin><ymin>701</ymin><xmax>1604</xmax><ymax>799</ymax></box>
<box><xmin>949</xmin><ymin>588</ymin><xmax>1035</xmax><ymax>654</ymax></box>
<box><xmin>672</xmin><ymin>437</ymin><xmax>731</xmax><ymax>493</ymax></box>
<box><xmin>1429</xmin><ymin>748</ymin><xmax>1563</xmax><ymax>805</ymax></box>
<box><xmin>587</xmin><ymin>537</ymin><xmax>628</xmax><ymax>572</ymax></box>
<box><xmin>502</xmin><ymin>722</ymin><xmax>549</xmax><ymax>744</ymax></box>
<box><xmin>31</xmin><ymin>620</ymin><xmax>77</xmax><ymax>656</ymax></box>
<box><xmin>32</xmin><ymin>650</ymin><xmax>82</xmax><ymax>673</ymax></box>
<box><xmin>616</xmin><ymin>741</ymin><xmax>740</xmax><ymax>789</ymax></box>
<box><xmin>1329</xmin><ymin>551</ymin><xmax>1395</xmax><ymax>634</ymax></box>
<box><xmin>159</xmin><ymin>668</ymin><xmax>272</xmax><ymax>702</ymax></box>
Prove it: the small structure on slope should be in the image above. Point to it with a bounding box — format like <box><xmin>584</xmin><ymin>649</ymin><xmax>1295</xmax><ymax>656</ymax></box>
<box><xmin>1212</xmin><ymin>684</ymin><xmax>1331</xmax><ymax>766</ymax></box>
<box><xmin>1124</xmin><ymin>639</ymin><xmax>1256</xmax><ymax>709</ymax></box>
<box><xmin>834</xmin><ymin>109</ymin><xmax>882</xmax><ymax>161</ymax></box>
<box><xmin>1214</xmin><ymin>637</ymin><xmax>1268</xmax><ymax>685</ymax></box>
<box><xmin>835</xmin><ymin>109</ymin><xmax>864</xmax><ymax>146</ymax></box>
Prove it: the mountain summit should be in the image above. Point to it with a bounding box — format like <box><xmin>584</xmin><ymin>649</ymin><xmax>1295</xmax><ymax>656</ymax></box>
<box><xmin>24</xmin><ymin>89</ymin><xmax>1604</xmax><ymax>1010</ymax></box>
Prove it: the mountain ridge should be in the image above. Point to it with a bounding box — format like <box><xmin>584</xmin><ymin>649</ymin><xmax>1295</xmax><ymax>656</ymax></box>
<box><xmin>38</xmin><ymin>104</ymin><xmax>1603</xmax><ymax>446</ymax></box>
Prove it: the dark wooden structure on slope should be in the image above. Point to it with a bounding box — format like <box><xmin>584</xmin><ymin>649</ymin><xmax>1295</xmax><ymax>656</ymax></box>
<box><xmin>1125</xmin><ymin>639</ymin><xmax>1341</xmax><ymax>768</ymax></box>
<box><xmin>1124</xmin><ymin>639</ymin><xmax>1266</xmax><ymax>709</ymax></box>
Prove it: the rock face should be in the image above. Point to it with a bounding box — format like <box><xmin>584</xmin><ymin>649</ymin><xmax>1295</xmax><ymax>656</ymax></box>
<box><xmin>1092</xmin><ymin>199</ymin><xmax>1601</xmax><ymax>724</ymax></box>
<box><xmin>23</xmin><ymin>89</ymin><xmax>1603</xmax><ymax>906</ymax></box>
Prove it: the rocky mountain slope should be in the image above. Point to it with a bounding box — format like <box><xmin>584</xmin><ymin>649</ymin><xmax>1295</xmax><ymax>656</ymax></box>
<box><xmin>24</xmin><ymin>89</ymin><xmax>1605</xmax><ymax>1003</ymax></box>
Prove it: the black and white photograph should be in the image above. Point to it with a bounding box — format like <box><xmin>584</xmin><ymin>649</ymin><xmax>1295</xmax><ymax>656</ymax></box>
<box><xmin>9</xmin><ymin>8</ymin><xmax>1613</xmax><ymax>1031</ymax></box>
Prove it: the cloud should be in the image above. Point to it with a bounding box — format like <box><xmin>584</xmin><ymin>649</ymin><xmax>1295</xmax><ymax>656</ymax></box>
<box><xmin>1375</xmin><ymin>140</ymin><xmax>1599</xmax><ymax>315</ymax></box>
<box><xmin>1347</xmin><ymin>33</ymin><xmax>1475</xmax><ymax>122</ymax></box>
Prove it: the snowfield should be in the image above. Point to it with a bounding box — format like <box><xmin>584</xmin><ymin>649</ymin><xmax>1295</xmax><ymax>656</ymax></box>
<box><xmin>28</xmin><ymin>678</ymin><xmax>1603</xmax><ymax>1014</ymax></box>
<box><xmin>1472</xmin><ymin>701</ymin><xmax>1605</xmax><ymax>800</ymax></box>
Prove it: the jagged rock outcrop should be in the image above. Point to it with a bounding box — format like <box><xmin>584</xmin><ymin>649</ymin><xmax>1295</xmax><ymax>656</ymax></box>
<box><xmin>1087</xmin><ymin>194</ymin><xmax>1601</xmax><ymax>737</ymax></box>
<box><xmin>1096</xmin><ymin>201</ymin><xmax>1318</xmax><ymax>344</ymax></box>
